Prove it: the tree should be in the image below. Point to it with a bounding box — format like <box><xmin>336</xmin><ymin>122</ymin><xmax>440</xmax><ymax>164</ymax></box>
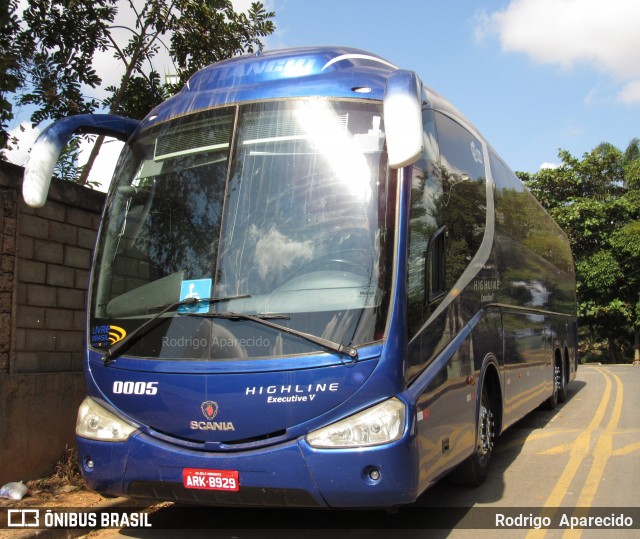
<box><xmin>610</xmin><ymin>219</ymin><xmax>640</xmax><ymax>363</ymax></box>
<box><xmin>0</xmin><ymin>0</ymin><xmax>25</xmax><ymax>152</ymax></box>
<box><xmin>77</xmin><ymin>0</ymin><xmax>275</xmax><ymax>186</ymax></box>
<box><xmin>169</xmin><ymin>0</ymin><xmax>275</xmax><ymax>85</ymax></box>
<box><xmin>623</xmin><ymin>137</ymin><xmax>640</xmax><ymax>167</ymax></box>
<box><xmin>16</xmin><ymin>0</ymin><xmax>117</xmax><ymax>123</ymax></box>
<box><xmin>520</xmin><ymin>141</ymin><xmax>640</xmax><ymax>363</ymax></box>
<box><xmin>615</xmin><ymin>140</ymin><xmax>640</xmax><ymax>363</ymax></box>
<box><xmin>5</xmin><ymin>0</ymin><xmax>274</xmax><ymax>181</ymax></box>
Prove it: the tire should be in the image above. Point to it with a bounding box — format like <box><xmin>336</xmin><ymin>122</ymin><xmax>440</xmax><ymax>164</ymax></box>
<box><xmin>543</xmin><ymin>355</ymin><xmax>563</xmax><ymax>409</ymax></box>
<box><xmin>543</xmin><ymin>377</ymin><xmax>558</xmax><ymax>410</ymax></box>
<box><xmin>448</xmin><ymin>385</ymin><xmax>496</xmax><ymax>486</ymax></box>
<box><xmin>557</xmin><ymin>359</ymin><xmax>568</xmax><ymax>403</ymax></box>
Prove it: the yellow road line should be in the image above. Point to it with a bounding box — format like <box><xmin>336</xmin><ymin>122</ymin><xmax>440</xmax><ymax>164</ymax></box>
<box><xmin>605</xmin><ymin>371</ymin><xmax>623</xmax><ymax>430</ymax></box>
<box><xmin>561</xmin><ymin>370</ymin><xmax>624</xmax><ymax>539</ymax></box>
<box><xmin>545</xmin><ymin>370</ymin><xmax>612</xmax><ymax>505</ymax></box>
<box><xmin>586</xmin><ymin>367</ymin><xmax>613</xmax><ymax>431</ymax></box>
<box><xmin>612</xmin><ymin>442</ymin><xmax>640</xmax><ymax>456</ymax></box>
<box><xmin>496</xmin><ymin>429</ymin><xmax>582</xmax><ymax>453</ymax></box>
<box><xmin>525</xmin><ymin>367</ymin><xmax>613</xmax><ymax>539</ymax></box>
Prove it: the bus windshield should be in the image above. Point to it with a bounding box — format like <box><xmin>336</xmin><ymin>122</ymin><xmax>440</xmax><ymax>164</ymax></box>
<box><xmin>89</xmin><ymin>99</ymin><xmax>396</xmax><ymax>361</ymax></box>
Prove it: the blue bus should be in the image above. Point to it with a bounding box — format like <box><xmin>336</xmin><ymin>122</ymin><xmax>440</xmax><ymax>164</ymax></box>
<box><xmin>23</xmin><ymin>47</ymin><xmax>577</xmax><ymax>508</ymax></box>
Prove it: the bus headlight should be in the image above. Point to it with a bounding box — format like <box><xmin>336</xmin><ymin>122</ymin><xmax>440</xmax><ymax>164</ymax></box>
<box><xmin>306</xmin><ymin>398</ymin><xmax>406</xmax><ymax>448</ymax></box>
<box><xmin>76</xmin><ymin>397</ymin><xmax>137</xmax><ymax>442</ymax></box>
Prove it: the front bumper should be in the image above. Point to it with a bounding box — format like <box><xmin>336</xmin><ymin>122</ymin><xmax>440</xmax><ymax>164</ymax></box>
<box><xmin>77</xmin><ymin>429</ymin><xmax>419</xmax><ymax>508</ymax></box>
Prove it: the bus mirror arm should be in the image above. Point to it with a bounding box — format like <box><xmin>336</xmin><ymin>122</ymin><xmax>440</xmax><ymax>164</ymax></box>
<box><xmin>22</xmin><ymin>114</ymin><xmax>140</xmax><ymax>208</ymax></box>
<box><xmin>383</xmin><ymin>69</ymin><xmax>424</xmax><ymax>169</ymax></box>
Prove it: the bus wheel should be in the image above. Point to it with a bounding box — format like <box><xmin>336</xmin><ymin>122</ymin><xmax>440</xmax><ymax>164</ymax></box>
<box><xmin>448</xmin><ymin>386</ymin><xmax>495</xmax><ymax>486</ymax></box>
<box><xmin>556</xmin><ymin>357</ymin><xmax>567</xmax><ymax>403</ymax></box>
<box><xmin>543</xmin><ymin>354</ymin><xmax>563</xmax><ymax>409</ymax></box>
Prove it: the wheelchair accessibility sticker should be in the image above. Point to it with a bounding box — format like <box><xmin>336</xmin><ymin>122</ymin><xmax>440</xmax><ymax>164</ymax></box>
<box><xmin>180</xmin><ymin>279</ymin><xmax>212</xmax><ymax>313</ymax></box>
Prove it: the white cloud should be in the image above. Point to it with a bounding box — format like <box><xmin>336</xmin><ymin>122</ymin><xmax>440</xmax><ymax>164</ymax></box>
<box><xmin>2</xmin><ymin>122</ymin><xmax>42</xmax><ymax>166</ymax></box>
<box><xmin>89</xmin><ymin>1</ymin><xmax>175</xmax><ymax>103</ymax></box>
<box><xmin>539</xmin><ymin>162</ymin><xmax>561</xmax><ymax>170</ymax></box>
<box><xmin>476</xmin><ymin>0</ymin><xmax>640</xmax><ymax>104</ymax></box>
<box><xmin>617</xmin><ymin>80</ymin><xmax>640</xmax><ymax>104</ymax></box>
<box><xmin>78</xmin><ymin>138</ymin><xmax>125</xmax><ymax>192</ymax></box>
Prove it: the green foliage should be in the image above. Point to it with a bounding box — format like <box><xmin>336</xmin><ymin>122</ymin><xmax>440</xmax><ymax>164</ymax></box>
<box><xmin>168</xmin><ymin>0</ymin><xmax>275</xmax><ymax>86</ymax></box>
<box><xmin>103</xmin><ymin>71</ymin><xmax>168</xmax><ymax>121</ymax></box>
<box><xmin>101</xmin><ymin>0</ymin><xmax>275</xmax><ymax>115</ymax></box>
<box><xmin>82</xmin><ymin>0</ymin><xmax>275</xmax><ymax>185</ymax></box>
<box><xmin>3</xmin><ymin>0</ymin><xmax>275</xmax><ymax>180</ymax></box>
<box><xmin>53</xmin><ymin>135</ymin><xmax>82</xmax><ymax>183</ymax></box>
<box><xmin>577</xmin><ymin>251</ymin><xmax>622</xmax><ymax>295</ymax></box>
<box><xmin>520</xmin><ymin>140</ymin><xmax>640</xmax><ymax>362</ymax></box>
<box><xmin>0</xmin><ymin>0</ymin><xmax>23</xmax><ymax>151</ymax></box>
<box><xmin>17</xmin><ymin>0</ymin><xmax>118</xmax><ymax>123</ymax></box>
<box><xmin>623</xmin><ymin>137</ymin><xmax>640</xmax><ymax>165</ymax></box>
<box><xmin>624</xmin><ymin>159</ymin><xmax>640</xmax><ymax>190</ymax></box>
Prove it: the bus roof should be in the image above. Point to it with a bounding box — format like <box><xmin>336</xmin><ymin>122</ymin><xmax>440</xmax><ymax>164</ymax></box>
<box><xmin>141</xmin><ymin>46</ymin><xmax>479</xmax><ymax>137</ymax></box>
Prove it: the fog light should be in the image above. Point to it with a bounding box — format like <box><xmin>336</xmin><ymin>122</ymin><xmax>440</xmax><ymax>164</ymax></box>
<box><xmin>84</xmin><ymin>458</ymin><xmax>94</xmax><ymax>471</ymax></box>
<box><xmin>368</xmin><ymin>468</ymin><xmax>381</xmax><ymax>481</ymax></box>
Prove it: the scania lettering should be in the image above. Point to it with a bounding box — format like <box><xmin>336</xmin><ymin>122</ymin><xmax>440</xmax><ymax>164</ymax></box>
<box><xmin>190</xmin><ymin>421</ymin><xmax>235</xmax><ymax>431</ymax></box>
<box><xmin>23</xmin><ymin>47</ymin><xmax>577</xmax><ymax>508</ymax></box>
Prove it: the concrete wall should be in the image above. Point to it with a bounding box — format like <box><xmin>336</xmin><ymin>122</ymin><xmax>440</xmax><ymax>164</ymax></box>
<box><xmin>0</xmin><ymin>161</ymin><xmax>105</xmax><ymax>484</ymax></box>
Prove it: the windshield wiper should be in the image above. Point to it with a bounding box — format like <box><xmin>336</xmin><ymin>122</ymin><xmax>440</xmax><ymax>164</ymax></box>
<box><xmin>190</xmin><ymin>311</ymin><xmax>358</xmax><ymax>361</ymax></box>
<box><xmin>102</xmin><ymin>295</ymin><xmax>251</xmax><ymax>365</ymax></box>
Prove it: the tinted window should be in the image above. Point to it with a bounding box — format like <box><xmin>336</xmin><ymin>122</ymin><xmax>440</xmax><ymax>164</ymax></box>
<box><xmin>435</xmin><ymin>113</ymin><xmax>486</xmax><ymax>289</ymax></box>
<box><xmin>407</xmin><ymin>109</ymin><xmax>443</xmax><ymax>336</ymax></box>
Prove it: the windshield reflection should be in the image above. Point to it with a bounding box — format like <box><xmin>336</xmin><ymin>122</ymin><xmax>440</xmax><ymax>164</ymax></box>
<box><xmin>90</xmin><ymin>100</ymin><xmax>395</xmax><ymax>360</ymax></box>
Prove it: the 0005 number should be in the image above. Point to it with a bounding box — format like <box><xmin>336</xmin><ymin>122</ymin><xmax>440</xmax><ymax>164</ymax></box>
<box><xmin>112</xmin><ymin>381</ymin><xmax>158</xmax><ymax>395</ymax></box>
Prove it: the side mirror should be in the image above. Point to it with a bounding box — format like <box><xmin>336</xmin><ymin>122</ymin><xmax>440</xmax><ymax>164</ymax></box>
<box><xmin>22</xmin><ymin>114</ymin><xmax>140</xmax><ymax>207</ymax></box>
<box><xmin>383</xmin><ymin>69</ymin><xmax>423</xmax><ymax>169</ymax></box>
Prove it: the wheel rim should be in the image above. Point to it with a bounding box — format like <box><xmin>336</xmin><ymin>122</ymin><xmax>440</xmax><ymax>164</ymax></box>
<box><xmin>554</xmin><ymin>363</ymin><xmax>563</xmax><ymax>392</ymax></box>
<box><xmin>478</xmin><ymin>399</ymin><xmax>495</xmax><ymax>461</ymax></box>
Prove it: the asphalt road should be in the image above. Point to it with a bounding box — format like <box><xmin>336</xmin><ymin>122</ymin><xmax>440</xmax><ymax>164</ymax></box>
<box><xmin>51</xmin><ymin>364</ymin><xmax>640</xmax><ymax>538</ymax></box>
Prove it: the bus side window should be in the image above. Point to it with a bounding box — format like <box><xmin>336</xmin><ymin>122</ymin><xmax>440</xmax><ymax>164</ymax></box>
<box><xmin>407</xmin><ymin>109</ymin><xmax>443</xmax><ymax>337</ymax></box>
<box><xmin>434</xmin><ymin>113</ymin><xmax>487</xmax><ymax>291</ymax></box>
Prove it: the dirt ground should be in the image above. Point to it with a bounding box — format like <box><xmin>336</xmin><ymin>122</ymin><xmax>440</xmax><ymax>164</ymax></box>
<box><xmin>0</xmin><ymin>484</ymin><xmax>125</xmax><ymax>512</ymax></box>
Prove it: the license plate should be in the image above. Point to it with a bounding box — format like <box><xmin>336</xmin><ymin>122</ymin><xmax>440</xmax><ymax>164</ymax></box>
<box><xmin>182</xmin><ymin>468</ymin><xmax>239</xmax><ymax>491</ymax></box>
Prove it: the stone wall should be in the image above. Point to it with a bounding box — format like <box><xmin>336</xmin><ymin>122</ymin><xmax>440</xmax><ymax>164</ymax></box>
<box><xmin>0</xmin><ymin>161</ymin><xmax>105</xmax><ymax>484</ymax></box>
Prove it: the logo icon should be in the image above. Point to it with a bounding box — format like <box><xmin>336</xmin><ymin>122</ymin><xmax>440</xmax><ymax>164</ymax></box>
<box><xmin>8</xmin><ymin>509</ymin><xmax>40</xmax><ymax>527</ymax></box>
<box><xmin>90</xmin><ymin>325</ymin><xmax>127</xmax><ymax>348</ymax></box>
<box><xmin>470</xmin><ymin>141</ymin><xmax>483</xmax><ymax>165</ymax></box>
<box><xmin>108</xmin><ymin>325</ymin><xmax>127</xmax><ymax>344</ymax></box>
<box><xmin>201</xmin><ymin>401</ymin><xmax>219</xmax><ymax>420</ymax></box>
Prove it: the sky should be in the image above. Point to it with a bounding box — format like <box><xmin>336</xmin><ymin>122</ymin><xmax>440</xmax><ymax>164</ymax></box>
<box><xmin>6</xmin><ymin>0</ymin><xmax>640</xmax><ymax>186</ymax></box>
